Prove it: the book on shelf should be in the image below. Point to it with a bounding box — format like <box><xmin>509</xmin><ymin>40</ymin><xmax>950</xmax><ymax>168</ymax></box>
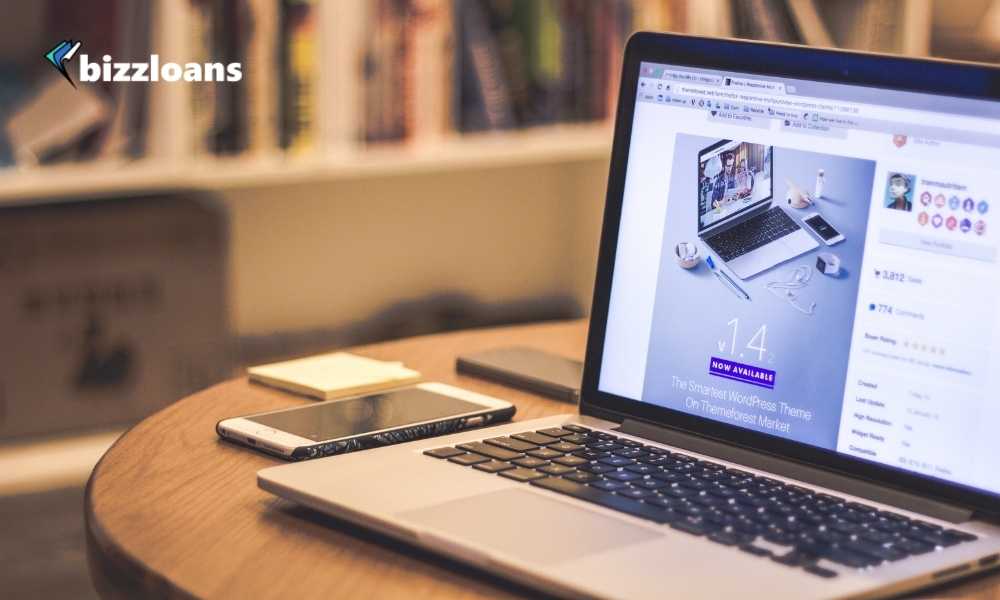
<box><xmin>0</xmin><ymin>0</ymin><xmax>151</xmax><ymax>166</ymax></box>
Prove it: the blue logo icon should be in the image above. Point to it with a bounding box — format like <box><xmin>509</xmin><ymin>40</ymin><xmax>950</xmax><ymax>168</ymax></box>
<box><xmin>949</xmin><ymin>196</ymin><xmax>961</xmax><ymax>210</ymax></box>
<box><xmin>44</xmin><ymin>40</ymin><xmax>82</xmax><ymax>88</ymax></box>
<box><xmin>978</xmin><ymin>200</ymin><xmax>989</xmax><ymax>215</ymax></box>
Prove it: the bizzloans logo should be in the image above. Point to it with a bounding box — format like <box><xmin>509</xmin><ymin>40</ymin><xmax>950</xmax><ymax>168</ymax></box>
<box><xmin>44</xmin><ymin>40</ymin><xmax>242</xmax><ymax>87</ymax></box>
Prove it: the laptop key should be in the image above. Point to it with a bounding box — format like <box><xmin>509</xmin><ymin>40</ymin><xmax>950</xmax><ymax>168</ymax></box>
<box><xmin>708</xmin><ymin>530</ymin><xmax>755</xmax><ymax>547</ymax></box>
<box><xmin>624</xmin><ymin>463</ymin><xmax>657</xmax><ymax>475</ymax></box>
<box><xmin>536</xmin><ymin>427</ymin><xmax>573</xmax><ymax>438</ymax></box>
<box><xmin>803</xmin><ymin>565</ymin><xmax>838</xmax><ymax>579</ymax></box>
<box><xmin>538</xmin><ymin>464</ymin><xmax>576</xmax><ymax>476</ymax></box>
<box><xmin>562</xmin><ymin>424</ymin><xmax>591</xmax><ymax>433</ymax></box>
<box><xmin>499</xmin><ymin>468</ymin><xmax>548</xmax><ymax>482</ymax></box>
<box><xmin>634</xmin><ymin>478</ymin><xmax>669</xmax><ymax>490</ymax></box>
<box><xmin>527</xmin><ymin>448</ymin><xmax>564</xmax><ymax>460</ymax></box>
<box><xmin>606</xmin><ymin>471</ymin><xmax>642</xmax><ymax>482</ymax></box>
<box><xmin>739</xmin><ymin>544</ymin><xmax>772</xmax><ymax>557</ymax></box>
<box><xmin>511</xmin><ymin>432</ymin><xmax>559</xmax><ymax>446</ymax></box>
<box><xmin>671</xmin><ymin>517</ymin><xmax>719</xmax><ymax>536</ymax></box>
<box><xmin>598</xmin><ymin>456</ymin><xmax>635</xmax><ymax>467</ymax></box>
<box><xmin>894</xmin><ymin>537</ymin><xmax>934</xmax><ymax>555</ymax></box>
<box><xmin>529</xmin><ymin>477</ymin><xmax>677</xmax><ymax>525</ymax></box>
<box><xmin>772</xmin><ymin>550</ymin><xmax>816</xmax><ymax>567</ymax></box>
<box><xmin>579</xmin><ymin>463</ymin><xmax>616</xmax><ymax>474</ymax></box>
<box><xmin>561</xmin><ymin>434</ymin><xmax>589</xmax><ymax>445</ymax></box>
<box><xmin>612</xmin><ymin>448</ymin><xmax>648</xmax><ymax>459</ymax></box>
<box><xmin>825</xmin><ymin>548</ymin><xmax>879</xmax><ymax>569</ymax></box>
<box><xmin>587</xmin><ymin>442</ymin><xmax>623</xmax><ymax>452</ymax></box>
<box><xmin>473</xmin><ymin>460</ymin><xmax>516</xmax><ymax>473</ymax></box>
<box><xmin>944</xmin><ymin>529</ymin><xmax>978</xmax><ymax>542</ymax></box>
<box><xmin>448</xmin><ymin>453</ymin><xmax>490</xmax><ymax>466</ymax></box>
<box><xmin>457</xmin><ymin>442</ymin><xmax>522</xmax><ymax>461</ymax></box>
<box><xmin>512</xmin><ymin>456</ymin><xmax>549</xmax><ymax>468</ymax></box>
<box><xmin>617</xmin><ymin>487</ymin><xmax>653</xmax><ymax>500</ymax></box>
<box><xmin>552</xmin><ymin>455</ymin><xmax>588</xmax><ymax>467</ymax></box>
<box><xmin>423</xmin><ymin>447</ymin><xmax>465</xmax><ymax>459</ymax></box>
<box><xmin>485</xmin><ymin>437</ymin><xmax>538</xmax><ymax>452</ymax></box>
<box><xmin>548</xmin><ymin>441</ymin><xmax>584</xmax><ymax>453</ymax></box>
<box><xmin>591</xmin><ymin>479</ymin><xmax>628</xmax><ymax>492</ymax></box>
<box><xmin>564</xmin><ymin>471</ymin><xmax>600</xmax><ymax>484</ymax></box>
<box><xmin>843</xmin><ymin>541</ymin><xmax>907</xmax><ymax>562</ymax></box>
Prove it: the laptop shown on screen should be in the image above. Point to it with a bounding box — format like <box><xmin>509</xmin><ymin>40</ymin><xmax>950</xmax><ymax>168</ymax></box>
<box><xmin>259</xmin><ymin>34</ymin><xmax>1000</xmax><ymax>600</ymax></box>
<box><xmin>696</xmin><ymin>138</ymin><xmax>818</xmax><ymax>279</ymax></box>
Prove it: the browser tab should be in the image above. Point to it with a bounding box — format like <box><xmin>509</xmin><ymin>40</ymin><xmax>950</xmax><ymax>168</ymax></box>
<box><xmin>722</xmin><ymin>76</ymin><xmax>786</xmax><ymax>94</ymax></box>
<box><xmin>662</xmin><ymin>69</ymin><xmax>723</xmax><ymax>87</ymax></box>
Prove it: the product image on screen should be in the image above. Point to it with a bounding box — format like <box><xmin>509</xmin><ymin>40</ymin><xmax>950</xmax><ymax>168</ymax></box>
<box><xmin>698</xmin><ymin>140</ymin><xmax>773</xmax><ymax>230</ymax></box>
<box><xmin>644</xmin><ymin>133</ymin><xmax>876</xmax><ymax>448</ymax></box>
<box><xmin>247</xmin><ymin>388</ymin><xmax>484</xmax><ymax>441</ymax></box>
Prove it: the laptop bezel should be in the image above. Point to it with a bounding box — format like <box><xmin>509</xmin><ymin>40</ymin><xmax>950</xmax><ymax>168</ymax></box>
<box><xmin>696</xmin><ymin>139</ymin><xmax>775</xmax><ymax>235</ymax></box>
<box><xmin>581</xmin><ymin>32</ymin><xmax>1000</xmax><ymax>518</ymax></box>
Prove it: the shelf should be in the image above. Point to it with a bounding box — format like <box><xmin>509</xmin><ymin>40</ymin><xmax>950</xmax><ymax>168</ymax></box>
<box><xmin>0</xmin><ymin>124</ymin><xmax>613</xmax><ymax>205</ymax></box>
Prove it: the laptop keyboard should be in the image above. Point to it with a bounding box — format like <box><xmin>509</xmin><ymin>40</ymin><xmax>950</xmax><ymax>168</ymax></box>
<box><xmin>424</xmin><ymin>425</ymin><xmax>979</xmax><ymax>579</ymax></box>
<box><xmin>705</xmin><ymin>206</ymin><xmax>801</xmax><ymax>262</ymax></box>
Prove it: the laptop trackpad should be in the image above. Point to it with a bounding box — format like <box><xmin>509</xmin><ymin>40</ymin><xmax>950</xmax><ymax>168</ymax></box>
<box><xmin>398</xmin><ymin>488</ymin><xmax>659</xmax><ymax>565</ymax></box>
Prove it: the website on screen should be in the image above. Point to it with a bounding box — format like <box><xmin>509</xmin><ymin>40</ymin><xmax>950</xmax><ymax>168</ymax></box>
<box><xmin>599</xmin><ymin>62</ymin><xmax>1000</xmax><ymax>495</ymax></box>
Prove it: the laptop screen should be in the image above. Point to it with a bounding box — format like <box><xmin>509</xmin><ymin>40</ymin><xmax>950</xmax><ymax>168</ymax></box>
<box><xmin>698</xmin><ymin>140</ymin><xmax>773</xmax><ymax>232</ymax></box>
<box><xmin>599</xmin><ymin>61</ymin><xmax>1000</xmax><ymax>496</ymax></box>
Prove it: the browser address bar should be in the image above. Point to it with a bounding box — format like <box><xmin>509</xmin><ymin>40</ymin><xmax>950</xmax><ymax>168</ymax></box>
<box><xmin>677</xmin><ymin>84</ymin><xmax>857</xmax><ymax>115</ymax></box>
<box><xmin>673</xmin><ymin>83</ymin><xmax>995</xmax><ymax>131</ymax></box>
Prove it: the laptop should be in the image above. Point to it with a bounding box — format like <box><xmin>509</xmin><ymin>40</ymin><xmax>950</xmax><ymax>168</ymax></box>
<box><xmin>696</xmin><ymin>139</ymin><xmax>818</xmax><ymax>279</ymax></box>
<box><xmin>259</xmin><ymin>33</ymin><xmax>1000</xmax><ymax>599</ymax></box>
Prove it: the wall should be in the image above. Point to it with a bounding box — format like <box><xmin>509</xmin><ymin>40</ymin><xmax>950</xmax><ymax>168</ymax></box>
<box><xmin>220</xmin><ymin>155</ymin><xmax>610</xmax><ymax>336</ymax></box>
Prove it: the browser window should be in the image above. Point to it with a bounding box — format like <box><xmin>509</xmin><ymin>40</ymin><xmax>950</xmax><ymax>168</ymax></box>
<box><xmin>600</xmin><ymin>62</ymin><xmax>1000</xmax><ymax>496</ymax></box>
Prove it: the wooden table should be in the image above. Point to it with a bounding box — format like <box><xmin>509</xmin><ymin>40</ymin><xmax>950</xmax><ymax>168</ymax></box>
<box><xmin>85</xmin><ymin>320</ymin><xmax>1000</xmax><ymax>599</ymax></box>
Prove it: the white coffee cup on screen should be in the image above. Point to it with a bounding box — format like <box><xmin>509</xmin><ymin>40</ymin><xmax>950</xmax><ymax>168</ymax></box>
<box><xmin>675</xmin><ymin>242</ymin><xmax>700</xmax><ymax>269</ymax></box>
<box><xmin>785</xmin><ymin>179</ymin><xmax>813</xmax><ymax>209</ymax></box>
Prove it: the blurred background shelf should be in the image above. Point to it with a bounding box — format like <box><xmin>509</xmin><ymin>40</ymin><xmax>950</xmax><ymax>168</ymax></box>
<box><xmin>0</xmin><ymin>124</ymin><xmax>612</xmax><ymax>203</ymax></box>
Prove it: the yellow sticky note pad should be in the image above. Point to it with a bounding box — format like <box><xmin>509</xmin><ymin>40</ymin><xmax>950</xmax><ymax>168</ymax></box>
<box><xmin>247</xmin><ymin>352</ymin><xmax>421</xmax><ymax>400</ymax></box>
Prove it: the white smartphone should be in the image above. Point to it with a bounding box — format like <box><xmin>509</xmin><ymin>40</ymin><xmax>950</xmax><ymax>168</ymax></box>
<box><xmin>801</xmin><ymin>212</ymin><xmax>845</xmax><ymax>245</ymax></box>
<box><xmin>217</xmin><ymin>382</ymin><xmax>515</xmax><ymax>460</ymax></box>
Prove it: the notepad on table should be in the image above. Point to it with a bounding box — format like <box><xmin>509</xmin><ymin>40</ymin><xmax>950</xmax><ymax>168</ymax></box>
<box><xmin>247</xmin><ymin>352</ymin><xmax>421</xmax><ymax>400</ymax></box>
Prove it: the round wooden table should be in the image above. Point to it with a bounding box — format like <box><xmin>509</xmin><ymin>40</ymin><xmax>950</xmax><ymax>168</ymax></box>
<box><xmin>86</xmin><ymin>320</ymin><xmax>1000</xmax><ymax>599</ymax></box>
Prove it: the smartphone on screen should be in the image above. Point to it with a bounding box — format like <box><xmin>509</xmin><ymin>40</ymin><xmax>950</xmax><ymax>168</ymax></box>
<box><xmin>801</xmin><ymin>212</ymin><xmax>845</xmax><ymax>245</ymax></box>
<box><xmin>217</xmin><ymin>382</ymin><xmax>515</xmax><ymax>460</ymax></box>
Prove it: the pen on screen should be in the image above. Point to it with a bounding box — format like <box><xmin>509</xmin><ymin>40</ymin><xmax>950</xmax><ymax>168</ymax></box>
<box><xmin>706</xmin><ymin>256</ymin><xmax>751</xmax><ymax>300</ymax></box>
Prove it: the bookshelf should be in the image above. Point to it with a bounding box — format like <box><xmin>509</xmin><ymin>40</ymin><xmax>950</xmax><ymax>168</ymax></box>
<box><xmin>0</xmin><ymin>1</ymin><xmax>937</xmax><ymax>200</ymax></box>
<box><xmin>0</xmin><ymin>0</ymin><xmax>944</xmax><ymax>338</ymax></box>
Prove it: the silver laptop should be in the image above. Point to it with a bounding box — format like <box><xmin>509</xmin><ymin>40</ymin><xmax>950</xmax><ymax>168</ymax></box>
<box><xmin>259</xmin><ymin>33</ymin><xmax>1000</xmax><ymax>599</ymax></box>
<box><xmin>696</xmin><ymin>139</ymin><xmax>818</xmax><ymax>279</ymax></box>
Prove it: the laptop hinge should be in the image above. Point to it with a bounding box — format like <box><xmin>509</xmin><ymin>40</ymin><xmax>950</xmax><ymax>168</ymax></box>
<box><xmin>617</xmin><ymin>419</ymin><xmax>974</xmax><ymax>524</ymax></box>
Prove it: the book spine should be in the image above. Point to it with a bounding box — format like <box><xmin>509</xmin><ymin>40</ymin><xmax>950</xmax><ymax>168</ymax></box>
<box><xmin>407</xmin><ymin>0</ymin><xmax>454</xmax><ymax>142</ymax></box>
<box><xmin>247</xmin><ymin>0</ymin><xmax>280</xmax><ymax>155</ymax></box>
<box><xmin>280</xmin><ymin>0</ymin><xmax>317</xmax><ymax>153</ymax></box>
<box><xmin>454</xmin><ymin>0</ymin><xmax>514</xmax><ymax>132</ymax></box>
<box><xmin>189</xmin><ymin>0</ymin><xmax>215</xmax><ymax>155</ymax></box>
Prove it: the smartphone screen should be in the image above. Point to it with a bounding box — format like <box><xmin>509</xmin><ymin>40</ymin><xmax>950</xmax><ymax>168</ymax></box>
<box><xmin>246</xmin><ymin>388</ymin><xmax>484</xmax><ymax>441</ymax></box>
<box><xmin>805</xmin><ymin>214</ymin><xmax>840</xmax><ymax>240</ymax></box>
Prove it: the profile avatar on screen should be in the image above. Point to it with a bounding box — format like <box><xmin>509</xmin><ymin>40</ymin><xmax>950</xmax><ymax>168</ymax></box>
<box><xmin>885</xmin><ymin>173</ymin><xmax>914</xmax><ymax>212</ymax></box>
